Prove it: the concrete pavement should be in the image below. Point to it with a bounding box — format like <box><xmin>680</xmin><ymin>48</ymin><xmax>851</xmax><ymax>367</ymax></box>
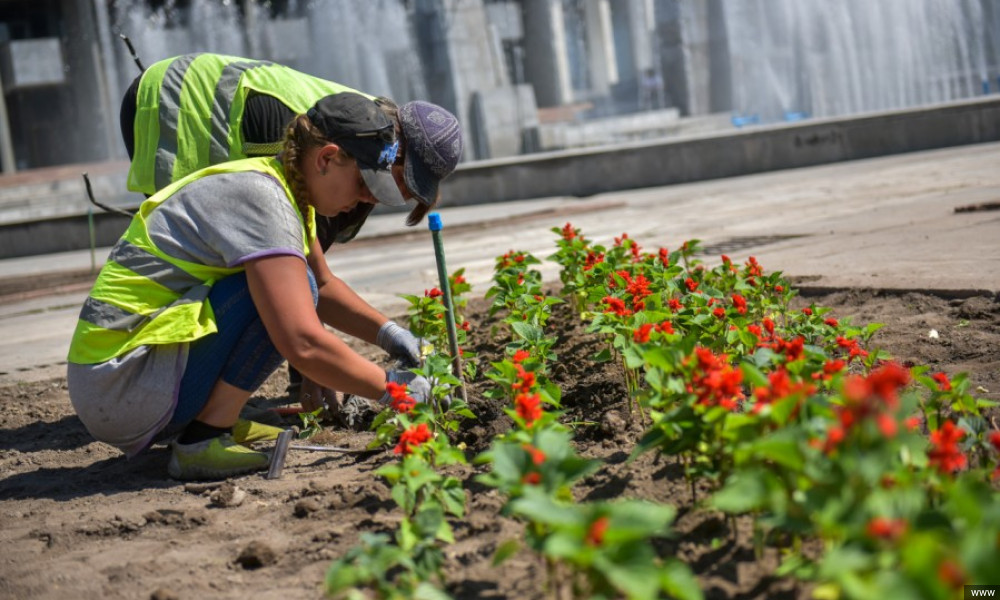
<box><xmin>1</xmin><ymin>141</ymin><xmax>998</xmax><ymax>385</ymax></box>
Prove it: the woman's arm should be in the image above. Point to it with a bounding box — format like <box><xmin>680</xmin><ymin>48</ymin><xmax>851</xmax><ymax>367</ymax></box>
<box><xmin>244</xmin><ymin>253</ymin><xmax>385</xmax><ymax>399</ymax></box>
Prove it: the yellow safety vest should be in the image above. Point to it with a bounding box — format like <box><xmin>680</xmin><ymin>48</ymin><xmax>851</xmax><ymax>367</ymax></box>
<box><xmin>69</xmin><ymin>157</ymin><xmax>314</xmax><ymax>364</ymax></box>
<box><xmin>127</xmin><ymin>52</ymin><xmax>366</xmax><ymax>195</ymax></box>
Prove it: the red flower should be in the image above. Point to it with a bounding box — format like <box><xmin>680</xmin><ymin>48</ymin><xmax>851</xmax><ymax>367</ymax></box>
<box><xmin>658</xmin><ymin>247</ymin><xmax>670</xmax><ymax>264</ymax></box>
<box><xmin>712</xmin><ymin>306</ymin><xmax>726</xmax><ymax>319</ymax></box>
<box><xmin>560</xmin><ymin>222</ymin><xmax>577</xmax><ymax>240</ymax></box>
<box><xmin>394</xmin><ymin>423</ymin><xmax>432</xmax><ymax>455</ymax></box>
<box><xmin>425</xmin><ymin>287</ymin><xmax>443</xmax><ymax>298</ymax></box>
<box><xmin>731</xmin><ymin>294</ymin><xmax>747</xmax><ymax>315</ymax></box>
<box><xmin>745</xmin><ymin>256</ymin><xmax>763</xmax><ymax>277</ymax></box>
<box><xmin>522</xmin><ymin>443</ymin><xmax>546</xmax><ymax>465</ymax></box>
<box><xmin>690</xmin><ymin>347</ymin><xmax>743</xmax><ymax>410</ymax></box>
<box><xmin>931</xmin><ymin>372</ymin><xmax>951</xmax><ymax>391</ymax></box>
<box><xmin>823</xmin><ymin>359</ymin><xmax>846</xmax><ymax>375</ymax></box>
<box><xmin>386</xmin><ymin>381</ymin><xmax>416</xmax><ymax>414</ymax></box>
<box><xmin>655</xmin><ymin>320</ymin><xmax>675</xmax><ymax>334</ymax></box>
<box><xmin>989</xmin><ymin>431</ymin><xmax>1000</xmax><ymax>452</ymax></box>
<box><xmin>668</xmin><ymin>298</ymin><xmax>683</xmax><ymax>311</ymax></box>
<box><xmin>515</xmin><ymin>393</ymin><xmax>543</xmax><ymax>426</ymax></box>
<box><xmin>763</xmin><ymin>318</ymin><xmax>775</xmax><ymax>336</ymax></box>
<box><xmin>460</xmin><ymin>320</ymin><xmax>471</xmax><ymax>331</ymax></box>
<box><xmin>774</xmin><ymin>284</ymin><xmax>784</xmax><ymax>293</ymax></box>
<box><xmin>521</xmin><ymin>472</ymin><xmax>541</xmax><ymax>485</ymax></box>
<box><xmin>633</xmin><ymin>323</ymin><xmax>653</xmax><ymax>343</ymax></box>
<box><xmin>928</xmin><ymin>421</ymin><xmax>966</xmax><ymax>474</ymax></box>
<box><xmin>876</xmin><ymin>413</ymin><xmax>898</xmax><ymax>438</ymax></box>
<box><xmin>512</xmin><ymin>365</ymin><xmax>536</xmax><ymax>393</ymax></box>
<box><xmin>585</xmin><ymin>516</ymin><xmax>610</xmax><ymax>547</ymax></box>
<box><xmin>603</xmin><ymin>296</ymin><xmax>631</xmax><ymax>316</ymax></box>
<box><xmin>801</xmin><ymin>307</ymin><xmax>813</xmax><ymax>316</ymax></box>
<box><xmin>512</xmin><ymin>350</ymin><xmax>531</xmax><ymax>364</ymax></box>
<box><xmin>626</xmin><ymin>273</ymin><xmax>652</xmax><ymax>302</ymax></box>
<box><xmin>866</xmin><ymin>517</ymin><xmax>907</xmax><ymax>541</ymax></box>
<box><xmin>937</xmin><ymin>560</ymin><xmax>965</xmax><ymax>590</ymax></box>
<box><xmin>684</xmin><ymin>278</ymin><xmax>699</xmax><ymax>292</ymax></box>
<box><xmin>824</xmin><ymin>317</ymin><xmax>839</xmax><ymax>327</ymax></box>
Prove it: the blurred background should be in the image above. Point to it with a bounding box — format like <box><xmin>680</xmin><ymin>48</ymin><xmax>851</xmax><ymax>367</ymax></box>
<box><xmin>1</xmin><ymin>0</ymin><xmax>998</xmax><ymax>173</ymax></box>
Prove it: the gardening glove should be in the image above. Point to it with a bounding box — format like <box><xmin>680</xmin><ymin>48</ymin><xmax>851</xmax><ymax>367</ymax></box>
<box><xmin>376</xmin><ymin>321</ymin><xmax>421</xmax><ymax>369</ymax></box>
<box><xmin>381</xmin><ymin>370</ymin><xmax>433</xmax><ymax>405</ymax></box>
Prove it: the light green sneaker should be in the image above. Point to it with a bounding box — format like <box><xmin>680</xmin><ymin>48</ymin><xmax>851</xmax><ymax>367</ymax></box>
<box><xmin>167</xmin><ymin>435</ymin><xmax>270</xmax><ymax>480</ymax></box>
<box><xmin>231</xmin><ymin>419</ymin><xmax>285</xmax><ymax>445</ymax></box>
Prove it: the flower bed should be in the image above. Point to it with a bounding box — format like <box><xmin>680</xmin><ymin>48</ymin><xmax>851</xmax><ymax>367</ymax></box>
<box><xmin>326</xmin><ymin>224</ymin><xmax>1000</xmax><ymax>600</ymax></box>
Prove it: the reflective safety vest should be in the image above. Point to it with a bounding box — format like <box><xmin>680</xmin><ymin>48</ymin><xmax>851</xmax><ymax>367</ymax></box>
<box><xmin>127</xmin><ymin>52</ymin><xmax>367</xmax><ymax>195</ymax></box>
<box><xmin>69</xmin><ymin>157</ymin><xmax>314</xmax><ymax>365</ymax></box>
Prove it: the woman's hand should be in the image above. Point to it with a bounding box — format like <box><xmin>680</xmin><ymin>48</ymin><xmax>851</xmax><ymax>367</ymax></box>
<box><xmin>298</xmin><ymin>377</ymin><xmax>336</xmax><ymax>413</ymax></box>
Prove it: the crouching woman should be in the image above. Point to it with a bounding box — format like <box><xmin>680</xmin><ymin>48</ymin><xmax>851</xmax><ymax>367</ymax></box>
<box><xmin>67</xmin><ymin>93</ymin><xmax>429</xmax><ymax>480</ymax></box>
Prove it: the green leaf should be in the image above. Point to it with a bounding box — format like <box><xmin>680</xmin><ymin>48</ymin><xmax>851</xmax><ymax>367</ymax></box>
<box><xmin>492</xmin><ymin>538</ymin><xmax>521</xmax><ymax>566</ymax></box>
<box><xmin>510</xmin><ymin>321</ymin><xmax>544</xmax><ymax>342</ymax></box>
<box><xmin>592</xmin><ymin>347</ymin><xmax>613</xmax><ymax>362</ymax></box>
<box><xmin>711</xmin><ymin>471</ymin><xmax>768</xmax><ymax>513</ymax></box>
<box><xmin>660</xmin><ymin>559</ymin><xmax>704</xmax><ymax>600</ymax></box>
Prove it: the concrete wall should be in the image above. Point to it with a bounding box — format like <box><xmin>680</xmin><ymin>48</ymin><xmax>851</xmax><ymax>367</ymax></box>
<box><xmin>1</xmin><ymin>96</ymin><xmax>998</xmax><ymax>258</ymax></box>
<box><xmin>439</xmin><ymin>95</ymin><xmax>1000</xmax><ymax>205</ymax></box>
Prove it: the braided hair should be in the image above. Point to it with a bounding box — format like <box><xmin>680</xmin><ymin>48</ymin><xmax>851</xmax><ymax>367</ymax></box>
<box><xmin>280</xmin><ymin>114</ymin><xmax>353</xmax><ymax>220</ymax></box>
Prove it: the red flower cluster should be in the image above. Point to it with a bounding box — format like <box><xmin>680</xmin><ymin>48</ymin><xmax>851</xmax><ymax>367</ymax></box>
<box><xmin>633</xmin><ymin>323</ymin><xmax>653</xmax><ymax>343</ymax></box>
<box><xmin>386</xmin><ymin>381</ymin><xmax>416</xmax><ymax>413</ymax></box>
<box><xmin>684</xmin><ymin>277</ymin><xmax>699</xmax><ymax>293</ymax></box>
<box><xmin>583</xmin><ymin>251</ymin><xmax>605</xmax><ymax>271</ymax></box>
<box><xmin>425</xmin><ymin>287</ymin><xmax>443</xmax><ymax>298</ymax></box>
<box><xmin>603</xmin><ymin>296</ymin><xmax>632</xmax><ymax>317</ymax></box>
<box><xmin>753</xmin><ymin>367</ymin><xmax>815</xmax><ymax>414</ymax></box>
<box><xmin>512</xmin><ymin>349</ymin><xmax>531</xmax><ymax>364</ymax></box>
<box><xmin>931</xmin><ymin>372</ymin><xmax>951</xmax><ymax>391</ymax></box>
<box><xmin>821</xmin><ymin>362</ymin><xmax>910</xmax><ymax>453</ymax></box>
<box><xmin>865</xmin><ymin>517</ymin><xmax>907</xmax><ymax>541</ymax></box>
<box><xmin>585</xmin><ymin>516</ymin><xmax>610</xmax><ymax>547</ymax></box>
<box><xmin>689</xmin><ymin>347</ymin><xmax>743</xmax><ymax>410</ymax></box>
<box><xmin>731</xmin><ymin>294</ymin><xmax>747</xmax><ymax>315</ymax></box>
<box><xmin>989</xmin><ymin>431</ymin><xmax>1000</xmax><ymax>480</ymax></box>
<box><xmin>745</xmin><ymin>256</ymin><xmax>763</xmax><ymax>277</ymax></box>
<box><xmin>515</xmin><ymin>393</ymin><xmax>543</xmax><ymax>426</ymax></box>
<box><xmin>658</xmin><ymin>247</ymin><xmax>670</xmax><ymax>265</ymax></box>
<box><xmin>498</xmin><ymin>250</ymin><xmax>527</xmax><ymax>269</ymax></box>
<box><xmin>560</xmin><ymin>222</ymin><xmax>577</xmax><ymax>240</ymax></box>
<box><xmin>522</xmin><ymin>443</ymin><xmax>546</xmax><ymax>465</ymax></box>
<box><xmin>927</xmin><ymin>420</ymin><xmax>966</xmax><ymax>474</ymax></box>
<box><xmin>394</xmin><ymin>423</ymin><xmax>432</xmax><ymax>455</ymax></box>
<box><xmin>836</xmin><ymin>336</ymin><xmax>869</xmax><ymax>363</ymax></box>
<box><xmin>512</xmin><ymin>364</ymin><xmax>536</xmax><ymax>393</ymax></box>
<box><xmin>656</xmin><ymin>320</ymin><xmax>675</xmax><ymax>334</ymax></box>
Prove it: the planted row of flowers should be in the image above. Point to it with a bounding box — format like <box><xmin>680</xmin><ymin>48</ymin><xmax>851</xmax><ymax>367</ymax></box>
<box><xmin>327</xmin><ymin>221</ymin><xmax>997</xmax><ymax>599</ymax></box>
<box><xmin>550</xmin><ymin>223</ymin><xmax>1000</xmax><ymax>599</ymax></box>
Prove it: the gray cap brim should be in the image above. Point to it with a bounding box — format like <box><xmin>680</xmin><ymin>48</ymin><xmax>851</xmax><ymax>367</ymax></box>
<box><xmin>360</xmin><ymin>166</ymin><xmax>407</xmax><ymax>207</ymax></box>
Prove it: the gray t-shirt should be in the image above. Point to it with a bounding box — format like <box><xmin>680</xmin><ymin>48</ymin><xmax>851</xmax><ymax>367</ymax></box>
<box><xmin>68</xmin><ymin>171</ymin><xmax>306</xmax><ymax>456</ymax></box>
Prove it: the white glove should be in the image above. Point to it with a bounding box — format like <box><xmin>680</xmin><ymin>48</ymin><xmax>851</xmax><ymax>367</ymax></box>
<box><xmin>376</xmin><ymin>321</ymin><xmax>421</xmax><ymax>369</ymax></box>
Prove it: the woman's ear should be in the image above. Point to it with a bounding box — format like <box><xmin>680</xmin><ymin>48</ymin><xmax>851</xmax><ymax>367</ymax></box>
<box><xmin>315</xmin><ymin>143</ymin><xmax>342</xmax><ymax>175</ymax></box>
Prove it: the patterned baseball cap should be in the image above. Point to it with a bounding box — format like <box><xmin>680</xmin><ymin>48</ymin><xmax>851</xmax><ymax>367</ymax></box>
<box><xmin>399</xmin><ymin>101</ymin><xmax>463</xmax><ymax>206</ymax></box>
<box><xmin>307</xmin><ymin>93</ymin><xmax>406</xmax><ymax>207</ymax></box>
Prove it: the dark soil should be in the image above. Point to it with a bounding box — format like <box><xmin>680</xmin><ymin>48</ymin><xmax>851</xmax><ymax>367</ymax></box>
<box><xmin>1</xmin><ymin>288</ymin><xmax>998</xmax><ymax>599</ymax></box>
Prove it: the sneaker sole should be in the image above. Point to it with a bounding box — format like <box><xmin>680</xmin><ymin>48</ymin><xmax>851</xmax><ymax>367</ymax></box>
<box><xmin>167</xmin><ymin>454</ymin><xmax>270</xmax><ymax>481</ymax></box>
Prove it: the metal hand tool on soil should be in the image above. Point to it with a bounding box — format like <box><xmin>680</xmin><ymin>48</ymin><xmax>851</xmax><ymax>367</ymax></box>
<box><xmin>265</xmin><ymin>429</ymin><xmax>375</xmax><ymax>480</ymax></box>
